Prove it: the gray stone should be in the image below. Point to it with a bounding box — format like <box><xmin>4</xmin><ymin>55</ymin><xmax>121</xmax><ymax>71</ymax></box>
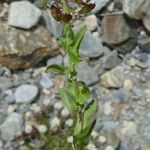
<box><xmin>79</xmin><ymin>32</ymin><xmax>104</xmax><ymax>58</ymax></box>
<box><xmin>91</xmin><ymin>0</ymin><xmax>112</xmax><ymax>13</ymax></box>
<box><xmin>123</xmin><ymin>0</ymin><xmax>150</xmax><ymax>31</ymax></box>
<box><xmin>0</xmin><ymin>113</ymin><xmax>23</xmax><ymax>141</ymax></box>
<box><xmin>41</xmin><ymin>10</ymin><xmax>63</xmax><ymax>38</ymax></box>
<box><xmin>101</xmin><ymin>66</ymin><xmax>125</xmax><ymax>88</ymax></box>
<box><xmin>76</xmin><ymin>61</ymin><xmax>99</xmax><ymax>85</ymax></box>
<box><xmin>0</xmin><ymin>22</ymin><xmax>58</xmax><ymax>70</ymax></box>
<box><xmin>139</xmin><ymin>37</ymin><xmax>150</xmax><ymax>53</ymax></box>
<box><xmin>112</xmin><ymin>88</ymin><xmax>131</xmax><ymax>103</ymax></box>
<box><xmin>103</xmin><ymin>50</ymin><xmax>119</xmax><ymax>69</ymax></box>
<box><xmin>135</xmin><ymin>53</ymin><xmax>150</xmax><ymax>65</ymax></box>
<box><xmin>0</xmin><ymin>77</ymin><xmax>14</xmax><ymax>91</ymax></box>
<box><xmin>39</xmin><ymin>73</ymin><xmax>53</xmax><ymax>89</ymax></box>
<box><xmin>0</xmin><ymin>66</ymin><xmax>4</xmax><ymax>76</ymax></box>
<box><xmin>15</xmin><ymin>84</ymin><xmax>38</xmax><ymax>103</ymax></box>
<box><xmin>47</xmin><ymin>55</ymin><xmax>63</xmax><ymax>66</ymax></box>
<box><xmin>101</xmin><ymin>14</ymin><xmax>131</xmax><ymax>44</ymax></box>
<box><xmin>8</xmin><ymin>1</ymin><xmax>41</xmax><ymax>29</ymax></box>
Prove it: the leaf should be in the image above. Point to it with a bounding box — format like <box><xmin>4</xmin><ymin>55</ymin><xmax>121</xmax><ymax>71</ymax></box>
<box><xmin>60</xmin><ymin>24</ymin><xmax>74</xmax><ymax>52</ymax></box>
<box><xmin>72</xmin><ymin>26</ymin><xmax>86</xmax><ymax>52</ymax></box>
<box><xmin>68</xmin><ymin>51</ymin><xmax>81</xmax><ymax>65</ymax></box>
<box><xmin>79</xmin><ymin>3</ymin><xmax>96</xmax><ymax>14</ymax></box>
<box><xmin>76</xmin><ymin>81</ymin><xmax>90</xmax><ymax>105</ymax></box>
<box><xmin>74</xmin><ymin>120</ymin><xmax>96</xmax><ymax>139</ymax></box>
<box><xmin>50</xmin><ymin>4</ymin><xmax>72</xmax><ymax>24</ymax></box>
<box><xmin>46</xmin><ymin>64</ymin><xmax>69</xmax><ymax>75</ymax></box>
<box><xmin>83</xmin><ymin>99</ymin><xmax>97</xmax><ymax>128</ymax></box>
<box><xmin>59</xmin><ymin>88</ymin><xmax>77</xmax><ymax>111</ymax></box>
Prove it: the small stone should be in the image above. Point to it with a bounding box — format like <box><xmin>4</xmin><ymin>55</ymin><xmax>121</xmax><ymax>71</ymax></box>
<box><xmin>103</xmin><ymin>50</ymin><xmax>119</xmax><ymax>69</ymax></box>
<box><xmin>7</xmin><ymin>105</ymin><xmax>17</xmax><ymax>113</ymax></box>
<box><xmin>86</xmin><ymin>142</ymin><xmax>97</xmax><ymax>150</ymax></box>
<box><xmin>103</xmin><ymin>102</ymin><xmax>113</xmax><ymax>115</ymax></box>
<box><xmin>91</xmin><ymin>131</ymin><xmax>98</xmax><ymax>139</ymax></box>
<box><xmin>123</xmin><ymin>79</ymin><xmax>133</xmax><ymax>91</ymax></box>
<box><xmin>98</xmin><ymin>136</ymin><xmax>107</xmax><ymax>144</ymax></box>
<box><xmin>37</xmin><ymin>124</ymin><xmax>47</xmax><ymax>133</ymax></box>
<box><xmin>54</xmin><ymin>102</ymin><xmax>63</xmax><ymax>111</ymax></box>
<box><xmin>0</xmin><ymin>77</ymin><xmax>14</xmax><ymax>91</ymax></box>
<box><xmin>0</xmin><ymin>113</ymin><xmax>23</xmax><ymax>141</ymax></box>
<box><xmin>0</xmin><ymin>140</ymin><xmax>3</xmax><ymax>148</ymax></box>
<box><xmin>91</xmin><ymin>0</ymin><xmax>111</xmax><ymax>13</ymax></box>
<box><xmin>61</xmin><ymin>108</ymin><xmax>70</xmax><ymax>118</ymax></box>
<box><xmin>77</xmin><ymin>61</ymin><xmax>99</xmax><ymax>85</ymax></box>
<box><xmin>79</xmin><ymin>32</ymin><xmax>104</xmax><ymax>58</ymax></box>
<box><xmin>101</xmin><ymin>14</ymin><xmax>131</xmax><ymax>44</ymax></box>
<box><xmin>67</xmin><ymin>136</ymin><xmax>73</xmax><ymax>144</ymax></box>
<box><xmin>47</xmin><ymin>55</ymin><xmax>63</xmax><ymax>66</ymax></box>
<box><xmin>73</xmin><ymin>15</ymin><xmax>98</xmax><ymax>31</ymax></box>
<box><xmin>25</xmin><ymin>124</ymin><xmax>33</xmax><ymax>134</ymax></box>
<box><xmin>40</xmin><ymin>73</ymin><xmax>53</xmax><ymax>89</ymax></box>
<box><xmin>65</xmin><ymin>119</ymin><xmax>73</xmax><ymax>127</ymax></box>
<box><xmin>50</xmin><ymin>117</ymin><xmax>61</xmax><ymax>129</ymax></box>
<box><xmin>139</xmin><ymin>37</ymin><xmax>150</xmax><ymax>53</ymax></box>
<box><xmin>121</xmin><ymin>121</ymin><xmax>137</xmax><ymax>138</ymax></box>
<box><xmin>31</xmin><ymin>104</ymin><xmax>41</xmax><ymax>113</ymax></box>
<box><xmin>105</xmin><ymin>146</ymin><xmax>115</xmax><ymax>150</ymax></box>
<box><xmin>101</xmin><ymin>66</ymin><xmax>125</xmax><ymax>88</ymax></box>
<box><xmin>42</xmin><ymin>99</ymin><xmax>51</xmax><ymax>106</ymax></box>
<box><xmin>8</xmin><ymin>1</ymin><xmax>41</xmax><ymax>29</ymax></box>
<box><xmin>15</xmin><ymin>84</ymin><xmax>38</xmax><ymax>103</ymax></box>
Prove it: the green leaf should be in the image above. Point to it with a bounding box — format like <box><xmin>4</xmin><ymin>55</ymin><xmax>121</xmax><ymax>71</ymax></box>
<box><xmin>68</xmin><ymin>51</ymin><xmax>81</xmax><ymax>65</ymax></box>
<box><xmin>76</xmin><ymin>81</ymin><xmax>90</xmax><ymax>105</ymax></box>
<box><xmin>46</xmin><ymin>64</ymin><xmax>69</xmax><ymax>75</ymax></box>
<box><xmin>60</xmin><ymin>24</ymin><xmax>74</xmax><ymax>52</ymax></box>
<box><xmin>83</xmin><ymin>99</ymin><xmax>97</xmax><ymax>128</ymax></box>
<box><xmin>74</xmin><ymin>120</ymin><xmax>96</xmax><ymax>139</ymax></box>
<box><xmin>72</xmin><ymin>26</ymin><xmax>86</xmax><ymax>52</ymax></box>
<box><xmin>59</xmin><ymin>88</ymin><xmax>77</xmax><ymax>111</ymax></box>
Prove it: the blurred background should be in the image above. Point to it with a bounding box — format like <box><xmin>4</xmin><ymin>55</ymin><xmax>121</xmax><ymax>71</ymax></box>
<box><xmin>0</xmin><ymin>0</ymin><xmax>150</xmax><ymax>149</ymax></box>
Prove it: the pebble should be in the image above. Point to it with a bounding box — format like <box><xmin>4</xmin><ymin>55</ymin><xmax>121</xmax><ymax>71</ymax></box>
<box><xmin>25</xmin><ymin>124</ymin><xmax>33</xmax><ymax>134</ymax></box>
<box><xmin>0</xmin><ymin>113</ymin><xmax>23</xmax><ymax>141</ymax></box>
<box><xmin>50</xmin><ymin>117</ymin><xmax>61</xmax><ymax>129</ymax></box>
<box><xmin>86</xmin><ymin>142</ymin><xmax>97</xmax><ymax>150</ymax></box>
<box><xmin>0</xmin><ymin>140</ymin><xmax>3</xmax><ymax>148</ymax></box>
<box><xmin>105</xmin><ymin>146</ymin><xmax>115</xmax><ymax>150</ymax></box>
<box><xmin>47</xmin><ymin>55</ymin><xmax>63</xmax><ymax>66</ymax></box>
<box><xmin>123</xmin><ymin>79</ymin><xmax>133</xmax><ymax>91</ymax></box>
<box><xmin>15</xmin><ymin>84</ymin><xmax>39</xmax><ymax>103</ymax></box>
<box><xmin>37</xmin><ymin>124</ymin><xmax>47</xmax><ymax>133</ymax></box>
<box><xmin>76</xmin><ymin>61</ymin><xmax>99</xmax><ymax>85</ymax></box>
<box><xmin>98</xmin><ymin>135</ymin><xmax>107</xmax><ymax>144</ymax></box>
<box><xmin>54</xmin><ymin>102</ymin><xmax>63</xmax><ymax>111</ymax></box>
<box><xmin>101</xmin><ymin>66</ymin><xmax>125</xmax><ymax>88</ymax></box>
<box><xmin>0</xmin><ymin>77</ymin><xmax>14</xmax><ymax>91</ymax></box>
<box><xmin>65</xmin><ymin>119</ymin><xmax>73</xmax><ymax>127</ymax></box>
<box><xmin>121</xmin><ymin>121</ymin><xmax>137</xmax><ymax>138</ymax></box>
<box><xmin>67</xmin><ymin>136</ymin><xmax>73</xmax><ymax>144</ymax></box>
<box><xmin>103</xmin><ymin>50</ymin><xmax>119</xmax><ymax>69</ymax></box>
<box><xmin>8</xmin><ymin>1</ymin><xmax>41</xmax><ymax>29</ymax></box>
<box><xmin>61</xmin><ymin>108</ymin><xmax>70</xmax><ymax>118</ymax></box>
<box><xmin>79</xmin><ymin>32</ymin><xmax>104</xmax><ymax>58</ymax></box>
<box><xmin>91</xmin><ymin>131</ymin><xmax>98</xmax><ymax>139</ymax></box>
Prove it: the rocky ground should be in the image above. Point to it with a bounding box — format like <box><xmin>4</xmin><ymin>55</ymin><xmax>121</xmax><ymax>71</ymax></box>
<box><xmin>0</xmin><ymin>0</ymin><xmax>150</xmax><ymax>150</ymax></box>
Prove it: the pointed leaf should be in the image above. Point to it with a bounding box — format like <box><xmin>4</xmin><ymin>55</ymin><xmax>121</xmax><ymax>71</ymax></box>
<box><xmin>79</xmin><ymin>3</ymin><xmax>95</xmax><ymax>14</ymax></box>
<box><xmin>72</xmin><ymin>26</ymin><xmax>86</xmax><ymax>52</ymax></box>
<box><xmin>46</xmin><ymin>64</ymin><xmax>69</xmax><ymax>75</ymax></box>
<box><xmin>59</xmin><ymin>88</ymin><xmax>77</xmax><ymax>111</ymax></box>
<box><xmin>76</xmin><ymin>81</ymin><xmax>90</xmax><ymax>105</ymax></box>
<box><xmin>74</xmin><ymin>120</ymin><xmax>96</xmax><ymax>139</ymax></box>
<box><xmin>83</xmin><ymin>99</ymin><xmax>97</xmax><ymax>128</ymax></box>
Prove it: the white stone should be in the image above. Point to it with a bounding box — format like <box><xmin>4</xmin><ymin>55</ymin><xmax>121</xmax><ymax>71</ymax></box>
<box><xmin>51</xmin><ymin>117</ymin><xmax>61</xmax><ymax>129</ymax></box>
<box><xmin>8</xmin><ymin>1</ymin><xmax>41</xmax><ymax>29</ymax></box>
<box><xmin>105</xmin><ymin>146</ymin><xmax>115</xmax><ymax>150</ymax></box>
<box><xmin>65</xmin><ymin>119</ymin><xmax>73</xmax><ymax>127</ymax></box>
<box><xmin>37</xmin><ymin>124</ymin><xmax>47</xmax><ymax>133</ymax></box>
<box><xmin>15</xmin><ymin>84</ymin><xmax>38</xmax><ymax>103</ymax></box>
<box><xmin>25</xmin><ymin>124</ymin><xmax>33</xmax><ymax>134</ymax></box>
<box><xmin>61</xmin><ymin>108</ymin><xmax>70</xmax><ymax>118</ymax></box>
<box><xmin>91</xmin><ymin>131</ymin><xmax>98</xmax><ymax>139</ymax></box>
<box><xmin>54</xmin><ymin>102</ymin><xmax>63</xmax><ymax>110</ymax></box>
<box><xmin>86</xmin><ymin>142</ymin><xmax>97</xmax><ymax>150</ymax></box>
<box><xmin>67</xmin><ymin>136</ymin><xmax>73</xmax><ymax>143</ymax></box>
<box><xmin>98</xmin><ymin>135</ymin><xmax>107</xmax><ymax>144</ymax></box>
<box><xmin>0</xmin><ymin>113</ymin><xmax>23</xmax><ymax>141</ymax></box>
